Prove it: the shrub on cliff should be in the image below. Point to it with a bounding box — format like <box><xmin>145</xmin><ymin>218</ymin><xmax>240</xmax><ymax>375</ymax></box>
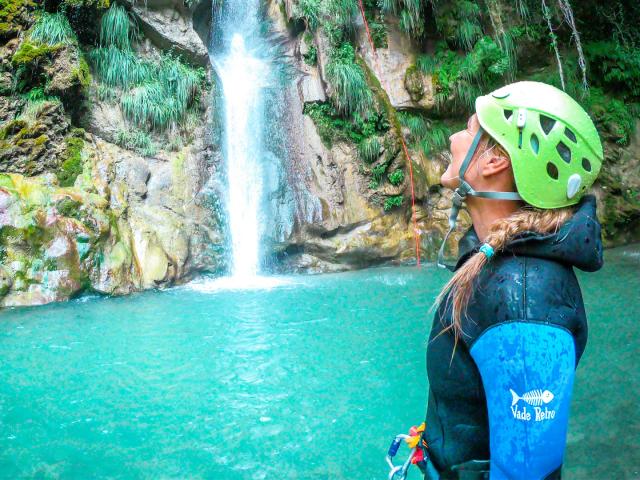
<box><xmin>325</xmin><ymin>43</ymin><xmax>373</xmax><ymax>117</ymax></box>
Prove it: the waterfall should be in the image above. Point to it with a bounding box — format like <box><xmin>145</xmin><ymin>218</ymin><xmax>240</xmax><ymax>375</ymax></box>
<box><xmin>209</xmin><ymin>0</ymin><xmax>270</xmax><ymax>279</ymax></box>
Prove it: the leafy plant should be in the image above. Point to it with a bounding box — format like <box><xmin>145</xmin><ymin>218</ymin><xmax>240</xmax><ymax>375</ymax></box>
<box><xmin>116</xmin><ymin>128</ymin><xmax>157</xmax><ymax>156</ymax></box>
<box><xmin>371</xmin><ymin>162</ymin><xmax>388</xmax><ymax>185</ymax></box>
<box><xmin>398</xmin><ymin>112</ymin><xmax>453</xmax><ymax>156</ymax></box>
<box><xmin>383</xmin><ymin>194</ymin><xmax>403</xmax><ymax>211</ymax></box>
<box><xmin>293</xmin><ymin>0</ymin><xmax>321</xmax><ymax>30</ymax></box>
<box><xmin>303</xmin><ymin>45</ymin><xmax>317</xmax><ymax>66</ymax></box>
<box><xmin>88</xmin><ymin>3</ymin><xmax>205</xmax><ymax>133</ymax></box>
<box><xmin>388</xmin><ymin>169</ymin><xmax>405</xmax><ymax>185</ymax></box>
<box><xmin>99</xmin><ymin>2</ymin><xmax>137</xmax><ymax>50</ymax></box>
<box><xmin>380</xmin><ymin>0</ymin><xmax>424</xmax><ymax>38</ymax></box>
<box><xmin>30</xmin><ymin>11</ymin><xmax>76</xmax><ymax>46</ymax></box>
<box><xmin>88</xmin><ymin>45</ymin><xmax>151</xmax><ymax>87</ymax></box>
<box><xmin>303</xmin><ymin>101</ymin><xmax>388</xmax><ymax>147</ymax></box>
<box><xmin>585</xmin><ymin>87</ymin><xmax>637</xmax><ymax>145</ymax></box>
<box><xmin>325</xmin><ymin>43</ymin><xmax>373</xmax><ymax>116</ymax></box>
<box><xmin>358</xmin><ymin>136</ymin><xmax>381</xmax><ymax>163</ymax></box>
<box><xmin>417</xmin><ymin>37</ymin><xmax>512</xmax><ymax>112</ymax></box>
<box><xmin>584</xmin><ymin>41</ymin><xmax>640</xmax><ymax>99</ymax></box>
<box><xmin>322</xmin><ymin>0</ymin><xmax>357</xmax><ymax>46</ymax></box>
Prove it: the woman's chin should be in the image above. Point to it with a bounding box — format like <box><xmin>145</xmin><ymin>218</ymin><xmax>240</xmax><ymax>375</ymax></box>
<box><xmin>440</xmin><ymin>175</ymin><xmax>456</xmax><ymax>190</ymax></box>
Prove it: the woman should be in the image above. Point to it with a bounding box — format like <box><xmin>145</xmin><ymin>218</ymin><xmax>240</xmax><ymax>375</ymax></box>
<box><xmin>420</xmin><ymin>81</ymin><xmax>604</xmax><ymax>479</ymax></box>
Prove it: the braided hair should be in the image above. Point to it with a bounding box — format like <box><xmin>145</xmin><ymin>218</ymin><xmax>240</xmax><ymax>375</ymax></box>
<box><xmin>432</xmin><ymin>134</ymin><xmax>576</xmax><ymax>346</ymax></box>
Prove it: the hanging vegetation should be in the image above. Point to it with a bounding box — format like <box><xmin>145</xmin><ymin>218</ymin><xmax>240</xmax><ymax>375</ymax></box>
<box><xmin>88</xmin><ymin>2</ymin><xmax>206</xmax><ymax>135</ymax></box>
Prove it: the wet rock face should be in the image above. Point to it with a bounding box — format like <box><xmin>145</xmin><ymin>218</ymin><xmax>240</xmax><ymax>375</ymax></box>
<box><xmin>0</xmin><ymin>0</ymin><xmax>225</xmax><ymax>307</ymax></box>
<box><xmin>122</xmin><ymin>0</ymin><xmax>209</xmax><ymax>66</ymax></box>
<box><xmin>0</xmin><ymin>127</ymin><xmax>225</xmax><ymax>307</ymax></box>
<box><xmin>266</xmin><ymin>1</ymin><xmax>465</xmax><ymax>272</ymax></box>
<box><xmin>0</xmin><ymin>101</ymin><xmax>70</xmax><ymax>176</ymax></box>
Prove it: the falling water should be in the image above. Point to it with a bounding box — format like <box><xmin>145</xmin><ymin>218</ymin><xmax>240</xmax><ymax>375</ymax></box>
<box><xmin>209</xmin><ymin>0</ymin><xmax>270</xmax><ymax>279</ymax></box>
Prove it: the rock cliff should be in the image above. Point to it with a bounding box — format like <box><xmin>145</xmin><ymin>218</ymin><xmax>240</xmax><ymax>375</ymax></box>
<box><xmin>266</xmin><ymin>0</ymin><xmax>640</xmax><ymax>272</ymax></box>
<box><xmin>0</xmin><ymin>0</ymin><xmax>225</xmax><ymax>306</ymax></box>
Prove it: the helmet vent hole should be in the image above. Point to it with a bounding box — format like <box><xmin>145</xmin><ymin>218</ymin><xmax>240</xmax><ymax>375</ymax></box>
<box><xmin>565</xmin><ymin>127</ymin><xmax>577</xmax><ymax>143</ymax></box>
<box><xmin>546</xmin><ymin>162</ymin><xmax>559</xmax><ymax>180</ymax></box>
<box><xmin>503</xmin><ymin>109</ymin><xmax>513</xmax><ymax>121</ymax></box>
<box><xmin>540</xmin><ymin>115</ymin><xmax>556</xmax><ymax>135</ymax></box>
<box><xmin>556</xmin><ymin>142</ymin><xmax>571</xmax><ymax>163</ymax></box>
<box><xmin>582</xmin><ymin>157</ymin><xmax>592</xmax><ymax>172</ymax></box>
<box><xmin>530</xmin><ymin>134</ymin><xmax>539</xmax><ymax>154</ymax></box>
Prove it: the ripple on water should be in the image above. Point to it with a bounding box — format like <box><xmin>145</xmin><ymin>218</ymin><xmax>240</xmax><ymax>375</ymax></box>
<box><xmin>185</xmin><ymin>275</ymin><xmax>298</xmax><ymax>292</ymax></box>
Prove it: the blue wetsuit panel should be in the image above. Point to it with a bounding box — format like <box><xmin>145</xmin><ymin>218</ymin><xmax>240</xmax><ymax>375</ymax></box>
<box><xmin>470</xmin><ymin>322</ymin><xmax>576</xmax><ymax>480</ymax></box>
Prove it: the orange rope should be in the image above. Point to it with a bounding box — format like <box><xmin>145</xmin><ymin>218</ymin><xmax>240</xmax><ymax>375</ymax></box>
<box><xmin>357</xmin><ymin>0</ymin><xmax>421</xmax><ymax>267</ymax></box>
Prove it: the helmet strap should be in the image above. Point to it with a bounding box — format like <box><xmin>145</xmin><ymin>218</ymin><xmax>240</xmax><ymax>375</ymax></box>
<box><xmin>437</xmin><ymin>127</ymin><xmax>522</xmax><ymax>270</ymax></box>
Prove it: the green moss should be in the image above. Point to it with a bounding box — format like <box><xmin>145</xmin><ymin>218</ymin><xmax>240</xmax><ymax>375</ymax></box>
<box><xmin>404</xmin><ymin>64</ymin><xmax>423</xmax><ymax>101</ymax></box>
<box><xmin>57</xmin><ymin>136</ymin><xmax>84</xmax><ymax>187</ymax></box>
<box><xmin>0</xmin><ymin>0</ymin><xmax>36</xmax><ymax>38</ymax></box>
<box><xmin>55</xmin><ymin>197</ymin><xmax>82</xmax><ymax>218</ymax></box>
<box><xmin>0</xmin><ymin>119</ymin><xmax>27</xmax><ymax>140</ymax></box>
<box><xmin>72</xmin><ymin>55</ymin><xmax>92</xmax><ymax>89</ymax></box>
<box><xmin>11</xmin><ymin>39</ymin><xmax>60</xmax><ymax>67</ymax></box>
<box><xmin>0</xmin><ymin>173</ymin><xmax>14</xmax><ymax>189</ymax></box>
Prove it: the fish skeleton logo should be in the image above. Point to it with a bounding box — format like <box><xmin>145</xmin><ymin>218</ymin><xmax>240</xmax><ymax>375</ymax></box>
<box><xmin>509</xmin><ymin>389</ymin><xmax>556</xmax><ymax>422</ymax></box>
<box><xmin>510</xmin><ymin>388</ymin><xmax>554</xmax><ymax>406</ymax></box>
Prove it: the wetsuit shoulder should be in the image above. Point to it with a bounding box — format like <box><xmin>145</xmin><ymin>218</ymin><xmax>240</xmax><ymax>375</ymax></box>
<box><xmin>461</xmin><ymin>253</ymin><xmax>588</xmax><ymax>362</ymax></box>
<box><xmin>462</xmin><ymin>253</ymin><xmax>587</xmax><ymax>478</ymax></box>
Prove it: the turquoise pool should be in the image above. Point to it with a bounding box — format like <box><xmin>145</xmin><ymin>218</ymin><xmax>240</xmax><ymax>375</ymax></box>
<box><xmin>0</xmin><ymin>246</ymin><xmax>638</xmax><ymax>479</ymax></box>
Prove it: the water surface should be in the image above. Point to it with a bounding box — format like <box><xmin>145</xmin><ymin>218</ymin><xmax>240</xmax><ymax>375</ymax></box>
<box><xmin>0</xmin><ymin>246</ymin><xmax>638</xmax><ymax>479</ymax></box>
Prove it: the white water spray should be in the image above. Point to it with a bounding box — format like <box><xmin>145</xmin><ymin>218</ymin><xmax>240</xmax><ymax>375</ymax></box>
<box><xmin>210</xmin><ymin>1</ymin><xmax>271</xmax><ymax>279</ymax></box>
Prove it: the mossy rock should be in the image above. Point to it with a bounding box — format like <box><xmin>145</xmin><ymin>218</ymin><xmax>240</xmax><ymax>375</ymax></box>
<box><xmin>57</xmin><ymin>135</ymin><xmax>84</xmax><ymax>187</ymax></box>
<box><xmin>55</xmin><ymin>196</ymin><xmax>82</xmax><ymax>218</ymax></box>
<box><xmin>0</xmin><ymin>0</ymin><xmax>36</xmax><ymax>39</ymax></box>
<box><xmin>0</xmin><ymin>119</ymin><xmax>28</xmax><ymax>140</ymax></box>
<box><xmin>11</xmin><ymin>39</ymin><xmax>61</xmax><ymax>67</ymax></box>
<box><xmin>71</xmin><ymin>55</ymin><xmax>91</xmax><ymax>89</ymax></box>
<box><xmin>404</xmin><ymin>64</ymin><xmax>424</xmax><ymax>102</ymax></box>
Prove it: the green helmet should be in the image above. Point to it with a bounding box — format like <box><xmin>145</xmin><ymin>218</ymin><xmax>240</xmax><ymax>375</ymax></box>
<box><xmin>437</xmin><ymin>81</ymin><xmax>604</xmax><ymax>269</ymax></box>
<box><xmin>476</xmin><ymin>81</ymin><xmax>604</xmax><ymax>209</ymax></box>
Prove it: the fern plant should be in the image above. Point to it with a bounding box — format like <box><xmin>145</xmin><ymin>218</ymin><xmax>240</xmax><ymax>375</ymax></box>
<box><xmin>383</xmin><ymin>194</ymin><xmax>403</xmax><ymax>211</ymax></box>
<box><xmin>388</xmin><ymin>169</ymin><xmax>405</xmax><ymax>186</ymax></box>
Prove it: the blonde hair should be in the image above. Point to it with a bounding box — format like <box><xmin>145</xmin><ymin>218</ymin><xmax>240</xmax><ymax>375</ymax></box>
<box><xmin>432</xmin><ymin>134</ymin><xmax>576</xmax><ymax>347</ymax></box>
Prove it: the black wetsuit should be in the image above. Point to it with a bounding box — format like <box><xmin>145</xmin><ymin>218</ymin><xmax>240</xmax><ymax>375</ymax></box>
<box><xmin>423</xmin><ymin>195</ymin><xmax>603</xmax><ymax>479</ymax></box>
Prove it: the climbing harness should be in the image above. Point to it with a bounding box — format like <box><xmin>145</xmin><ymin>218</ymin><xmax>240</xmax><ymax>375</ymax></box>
<box><xmin>357</xmin><ymin>0</ymin><xmax>421</xmax><ymax>268</ymax></box>
<box><xmin>385</xmin><ymin>423</ymin><xmax>439</xmax><ymax>479</ymax></box>
<box><xmin>385</xmin><ymin>433</ymin><xmax>416</xmax><ymax>480</ymax></box>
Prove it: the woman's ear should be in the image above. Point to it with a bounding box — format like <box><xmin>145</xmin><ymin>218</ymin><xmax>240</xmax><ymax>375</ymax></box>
<box><xmin>481</xmin><ymin>149</ymin><xmax>512</xmax><ymax>178</ymax></box>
